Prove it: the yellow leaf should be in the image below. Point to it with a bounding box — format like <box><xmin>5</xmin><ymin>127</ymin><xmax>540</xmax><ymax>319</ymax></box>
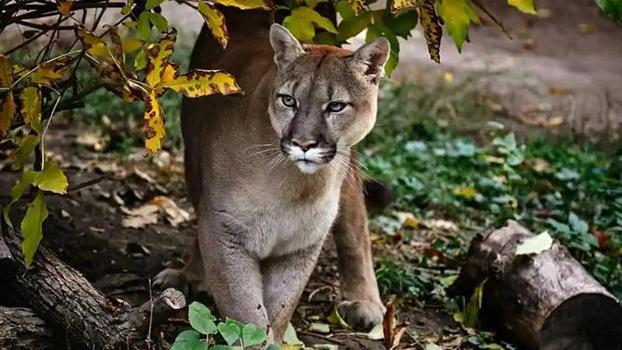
<box><xmin>453</xmin><ymin>186</ymin><xmax>478</xmax><ymax>198</ymax></box>
<box><xmin>145</xmin><ymin>30</ymin><xmax>177</xmax><ymax>87</ymax></box>
<box><xmin>198</xmin><ymin>2</ymin><xmax>229</xmax><ymax>49</ymax></box>
<box><xmin>20</xmin><ymin>86</ymin><xmax>42</xmax><ymax>134</ymax></box>
<box><xmin>57</xmin><ymin>0</ymin><xmax>74</xmax><ymax>16</ymax></box>
<box><xmin>123</xmin><ymin>39</ymin><xmax>143</xmax><ymax>53</ymax></box>
<box><xmin>418</xmin><ymin>0</ymin><xmax>442</xmax><ymax>63</ymax></box>
<box><xmin>76</xmin><ymin>28</ymin><xmax>109</xmax><ymax>58</ymax></box>
<box><xmin>35</xmin><ymin>162</ymin><xmax>68</xmax><ymax>194</ymax></box>
<box><xmin>30</xmin><ymin>57</ymin><xmax>72</xmax><ymax>85</ymax></box>
<box><xmin>21</xmin><ymin>190</ymin><xmax>49</xmax><ymax>267</ymax></box>
<box><xmin>157</xmin><ymin>69</ymin><xmax>241</xmax><ymax>97</ymax></box>
<box><xmin>0</xmin><ymin>55</ymin><xmax>14</xmax><ymax>87</ymax></box>
<box><xmin>0</xmin><ymin>91</ymin><xmax>16</xmax><ymax>137</ymax></box>
<box><xmin>154</xmin><ymin>63</ymin><xmax>179</xmax><ymax>96</ymax></box>
<box><xmin>508</xmin><ymin>0</ymin><xmax>536</xmax><ymax>14</ymax></box>
<box><xmin>395</xmin><ymin>211</ymin><xmax>419</xmax><ymax>229</ymax></box>
<box><xmin>437</xmin><ymin>0</ymin><xmax>479</xmax><ymax>52</ymax></box>
<box><xmin>11</xmin><ymin>135</ymin><xmax>40</xmax><ymax>170</ymax></box>
<box><xmin>108</xmin><ymin>27</ymin><xmax>126</xmax><ymax>68</ymax></box>
<box><xmin>391</xmin><ymin>0</ymin><xmax>418</xmax><ymax>13</ymax></box>
<box><xmin>143</xmin><ymin>90</ymin><xmax>165</xmax><ymax>154</ymax></box>
<box><xmin>348</xmin><ymin>0</ymin><xmax>364</xmax><ymax>15</ymax></box>
<box><xmin>214</xmin><ymin>0</ymin><xmax>274</xmax><ymax>9</ymax></box>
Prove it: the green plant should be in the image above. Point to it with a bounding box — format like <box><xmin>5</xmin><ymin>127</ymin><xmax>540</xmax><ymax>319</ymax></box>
<box><xmin>172</xmin><ymin>302</ymin><xmax>274</xmax><ymax>350</ymax></box>
<box><xmin>361</xmin><ymin>81</ymin><xmax>622</xmax><ymax>300</ymax></box>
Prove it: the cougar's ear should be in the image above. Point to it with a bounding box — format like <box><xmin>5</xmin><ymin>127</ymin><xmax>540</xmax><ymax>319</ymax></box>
<box><xmin>269</xmin><ymin>24</ymin><xmax>304</xmax><ymax>70</ymax></box>
<box><xmin>351</xmin><ymin>38</ymin><xmax>390</xmax><ymax>84</ymax></box>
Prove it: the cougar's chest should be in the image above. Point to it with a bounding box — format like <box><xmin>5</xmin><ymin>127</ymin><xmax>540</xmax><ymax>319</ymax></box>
<box><xmin>234</xmin><ymin>185</ymin><xmax>341</xmax><ymax>260</ymax></box>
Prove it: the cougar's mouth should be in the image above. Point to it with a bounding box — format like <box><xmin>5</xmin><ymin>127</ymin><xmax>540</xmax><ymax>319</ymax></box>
<box><xmin>280</xmin><ymin>142</ymin><xmax>337</xmax><ymax>174</ymax></box>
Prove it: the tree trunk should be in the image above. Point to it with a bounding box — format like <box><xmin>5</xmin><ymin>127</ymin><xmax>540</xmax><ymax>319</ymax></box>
<box><xmin>0</xmin><ymin>306</ymin><xmax>54</xmax><ymax>349</ymax></box>
<box><xmin>0</xmin><ymin>221</ymin><xmax>185</xmax><ymax>350</ymax></box>
<box><xmin>450</xmin><ymin>220</ymin><xmax>622</xmax><ymax>350</ymax></box>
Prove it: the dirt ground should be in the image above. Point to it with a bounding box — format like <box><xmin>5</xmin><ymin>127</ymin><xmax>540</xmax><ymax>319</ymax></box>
<box><xmin>395</xmin><ymin>0</ymin><xmax>622</xmax><ymax>144</ymax></box>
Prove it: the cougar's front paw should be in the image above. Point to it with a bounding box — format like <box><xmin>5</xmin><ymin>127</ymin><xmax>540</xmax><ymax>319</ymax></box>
<box><xmin>153</xmin><ymin>268</ymin><xmax>189</xmax><ymax>295</ymax></box>
<box><xmin>337</xmin><ymin>300</ymin><xmax>385</xmax><ymax>331</ymax></box>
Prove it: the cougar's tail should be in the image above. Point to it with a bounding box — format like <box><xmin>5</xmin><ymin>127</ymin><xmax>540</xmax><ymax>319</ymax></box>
<box><xmin>363</xmin><ymin>179</ymin><xmax>394</xmax><ymax>214</ymax></box>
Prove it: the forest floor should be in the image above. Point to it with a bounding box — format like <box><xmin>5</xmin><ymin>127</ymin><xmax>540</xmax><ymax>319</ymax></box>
<box><xmin>2</xmin><ymin>78</ymin><xmax>622</xmax><ymax>350</ymax></box>
<box><xmin>1</xmin><ymin>0</ymin><xmax>621</xmax><ymax>349</ymax></box>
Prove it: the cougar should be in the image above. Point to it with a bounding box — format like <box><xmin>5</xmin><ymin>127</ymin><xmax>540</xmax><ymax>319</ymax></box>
<box><xmin>154</xmin><ymin>9</ymin><xmax>389</xmax><ymax>342</ymax></box>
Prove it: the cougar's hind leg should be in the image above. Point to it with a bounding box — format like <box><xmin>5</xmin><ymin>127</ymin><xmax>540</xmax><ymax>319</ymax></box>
<box><xmin>332</xmin><ymin>161</ymin><xmax>385</xmax><ymax>330</ymax></box>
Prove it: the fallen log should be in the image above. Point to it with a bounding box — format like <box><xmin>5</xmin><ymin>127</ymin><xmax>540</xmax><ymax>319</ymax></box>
<box><xmin>0</xmin><ymin>306</ymin><xmax>55</xmax><ymax>349</ymax></box>
<box><xmin>0</xmin><ymin>219</ymin><xmax>186</xmax><ymax>349</ymax></box>
<box><xmin>450</xmin><ymin>220</ymin><xmax>622</xmax><ymax>350</ymax></box>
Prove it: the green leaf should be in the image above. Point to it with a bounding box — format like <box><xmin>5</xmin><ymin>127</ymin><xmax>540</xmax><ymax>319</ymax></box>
<box><xmin>283</xmin><ymin>323</ymin><xmax>304</xmax><ymax>345</ymax></box>
<box><xmin>326</xmin><ymin>308</ymin><xmax>350</xmax><ymax>329</ymax></box>
<box><xmin>463</xmin><ymin>278</ymin><xmax>486</xmax><ymax>328</ymax></box>
<box><xmin>334</xmin><ymin>0</ymin><xmax>356</xmax><ymax>20</ymax></box>
<box><xmin>266</xmin><ymin>344</ymin><xmax>282</xmax><ymax>350</ymax></box>
<box><xmin>145</xmin><ymin>0</ymin><xmax>166</xmax><ymax>10</ymax></box>
<box><xmin>283</xmin><ymin>6</ymin><xmax>337</xmax><ymax>42</ymax></box>
<box><xmin>437</xmin><ymin>0</ymin><xmax>480</xmax><ymax>52</ymax></box>
<box><xmin>241</xmin><ymin>324</ymin><xmax>266</xmax><ymax>347</ymax></box>
<box><xmin>137</xmin><ymin>12</ymin><xmax>152</xmax><ymax>41</ymax></box>
<box><xmin>388</xmin><ymin>10</ymin><xmax>418</xmax><ymax>39</ymax></box>
<box><xmin>516</xmin><ymin>231</ymin><xmax>553</xmax><ymax>256</ymax></box>
<box><xmin>134</xmin><ymin>48</ymin><xmax>147</xmax><ymax>71</ymax></box>
<box><xmin>217</xmin><ymin>320</ymin><xmax>241</xmax><ymax>345</ymax></box>
<box><xmin>507</xmin><ymin>0</ymin><xmax>536</xmax><ymax>14</ymax></box>
<box><xmin>172</xmin><ymin>329</ymin><xmax>208</xmax><ymax>350</ymax></box>
<box><xmin>569</xmin><ymin>212</ymin><xmax>589</xmax><ymax>235</ymax></box>
<box><xmin>188</xmin><ymin>302</ymin><xmax>218</xmax><ymax>335</ymax></box>
<box><xmin>11</xmin><ymin>135</ymin><xmax>40</xmax><ymax>170</ymax></box>
<box><xmin>337</xmin><ymin>12</ymin><xmax>372</xmax><ymax>41</ymax></box>
<box><xmin>3</xmin><ymin>170</ymin><xmax>36</xmax><ymax>227</ymax></box>
<box><xmin>21</xmin><ymin>191</ymin><xmax>48</xmax><ymax>267</ymax></box>
<box><xmin>34</xmin><ymin>162</ymin><xmax>68</xmax><ymax>194</ymax></box>
<box><xmin>149</xmin><ymin>13</ymin><xmax>169</xmax><ymax>33</ymax></box>
<box><xmin>596</xmin><ymin>0</ymin><xmax>622</xmax><ymax>22</ymax></box>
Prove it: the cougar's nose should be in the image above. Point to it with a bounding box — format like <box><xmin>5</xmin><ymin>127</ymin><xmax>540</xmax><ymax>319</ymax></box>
<box><xmin>291</xmin><ymin>138</ymin><xmax>318</xmax><ymax>152</ymax></box>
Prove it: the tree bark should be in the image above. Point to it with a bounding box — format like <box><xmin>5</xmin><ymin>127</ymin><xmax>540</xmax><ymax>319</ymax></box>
<box><xmin>0</xmin><ymin>220</ymin><xmax>185</xmax><ymax>350</ymax></box>
<box><xmin>0</xmin><ymin>306</ymin><xmax>54</xmax><ymax>350</ymax></box>
<box><xmin>450</xmin><ymin>220</ymin><xmax>622</xmax><ymax>350</ymax></box>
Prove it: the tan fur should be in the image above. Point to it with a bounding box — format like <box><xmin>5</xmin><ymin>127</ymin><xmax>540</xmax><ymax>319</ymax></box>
<box><xmin>154</xmin><ymin>8</ymin><xmax>388</xmax><ymax>342</ymax></box>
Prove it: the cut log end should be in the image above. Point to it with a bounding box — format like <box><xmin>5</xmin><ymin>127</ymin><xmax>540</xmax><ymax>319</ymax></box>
<box><xmin>452</xmin><ymin>220</ymin><xmax>622</xmax><ymax>349</ymax></box>
<box><xmin>541</xmin><ymin>293</ymin><xmax>622</xmax><ymax>350</ymax></box>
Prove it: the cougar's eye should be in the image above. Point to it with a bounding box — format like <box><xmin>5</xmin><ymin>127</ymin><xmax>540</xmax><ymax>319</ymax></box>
<box><xmin>279</xmin><ymin>94</ymin><xmax>297</xmax><ymax>108</ymax></box>
<box><xmin>327</xmin><ymin>101</ymin><xmax>347</xmax><ymax>113</ymax></box>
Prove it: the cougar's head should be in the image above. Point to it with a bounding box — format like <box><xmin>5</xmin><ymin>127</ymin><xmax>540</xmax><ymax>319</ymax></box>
<box><xmin>268</xmin><ymin>24</ymin><xmax>389</xmax><ymax>174</ymax></box>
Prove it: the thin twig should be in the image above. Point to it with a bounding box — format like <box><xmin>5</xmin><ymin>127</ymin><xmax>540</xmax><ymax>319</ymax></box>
<box><xmin>471</xmin><ymin>0</ymin><xmax>512</xmax><ymax>39</ymax></box>
<box><xmin>67</xmin><ymin>176</ymin><xmax>105</xmax><ymax>192</ymax></box>
<box><xmin>297</xmin><ymin>331</ymin><xmax>347</xmax><ymax>345</ymax></box>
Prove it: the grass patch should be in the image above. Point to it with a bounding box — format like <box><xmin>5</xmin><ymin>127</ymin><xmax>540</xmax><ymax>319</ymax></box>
<box><xmin>363</xmin><ymin>80</ymin><xmax>622</xmax><ymax>299</ymax></box>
